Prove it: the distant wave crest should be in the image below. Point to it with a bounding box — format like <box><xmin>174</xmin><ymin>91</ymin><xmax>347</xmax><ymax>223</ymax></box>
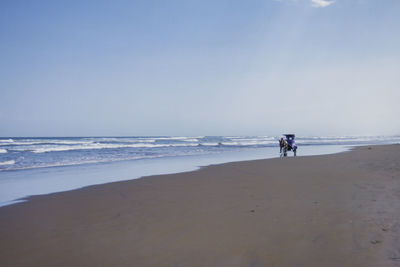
<box><xmin>0</xmin><ymin>160</ymin><xmax>15</xmax><ymax>166</ymax></box>
<box><xmin>0</xmin><ymin>139</ymin><xmax>14</xmax><ymax>143</ymax></box>
<box><xmin>29</xmin><ymin>142</ymin><xmax>200</xmax><ymax>153</ymax></box>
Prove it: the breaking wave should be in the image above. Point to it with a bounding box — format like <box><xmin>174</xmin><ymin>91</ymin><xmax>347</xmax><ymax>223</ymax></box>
<box><xmin>0</xmin><ymin>139</ymin><xmax>14</xmax><ymax>143</ymax></box>
<box><xmin>0</xmin><ymin>160</ymin><xmax>15</xmax><ymax>166</ymax></box>
<box><xmin>27</xmin><ymin>143</ymin><xmax>199</xmax><ymax>153</ymax></box>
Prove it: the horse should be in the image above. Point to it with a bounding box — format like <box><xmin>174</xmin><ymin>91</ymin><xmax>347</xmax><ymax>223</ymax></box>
<box><xmin>280</xmin><ymin>139</ymin><xmax>289</xmax><ymax>158</ymax></box>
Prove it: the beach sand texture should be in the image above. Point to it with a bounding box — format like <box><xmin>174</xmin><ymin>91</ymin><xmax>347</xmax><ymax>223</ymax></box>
<box><xmin>0</xmin><ymin>145</ymin><xmax>399</xmax><ymax>266</ymax></box>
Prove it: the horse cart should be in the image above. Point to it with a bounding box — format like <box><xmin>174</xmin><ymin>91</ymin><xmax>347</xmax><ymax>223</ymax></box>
<box><xmin>280</xmin><ymin>134</ymin><xmax>297</xmax><ymax>157</ymax></box>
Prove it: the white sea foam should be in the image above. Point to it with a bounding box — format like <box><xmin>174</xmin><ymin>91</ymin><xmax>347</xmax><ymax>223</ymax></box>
<box><xmin>133</xmin><ymin>139</ymin><xmax>157</xmax><ymax>143</ymax></box>
<box><xmin>228</xmin><ymin>137</ymin><xmax>276</xmax><ymax>143</ymax></box>
<box><xmin>28</xmin><ymin>142</ymin><xmax>200</xmax><ymax>153</ymax></box>
<box><xmin>0</xmin><ymin>139</ymin><xmax>14</xmax><ymax>143</ymax></box>
<box><xmin>0</xmin><ymin>149</ymin><xmax>7</xmax><ymax>153</ymax></box>
<box><xmin>222</xmin><ymin>140</ymin><xmax>276</xmax><ymax>146</ymax></box>
<box><xmin>152</xmin><ymin>136</ymin><xmax>192</xmax><ymax>141</ymax></box>
<box><xmin>0</xmin><ymin>160</ymin><xmax>15</xmax><ymax>166</ymax></box>
<box><xmin>98</xmin><ymin>138</ymin><xmax>157</xmax><ymax>143</ymax></box>
<box><xmin>45</xmin><ymin>140</ymin><xmax>94</xmax><ymax>145</ymax></box>
<box><xmin>1</xmin><ymin>140</ymin><xmax>94</xmax><ymax>146</ymax></box>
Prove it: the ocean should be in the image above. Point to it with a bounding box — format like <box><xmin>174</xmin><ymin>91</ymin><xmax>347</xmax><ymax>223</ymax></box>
<box><xmin>0</xmin><ymin>135</ymin><xmax>399</xmax><ymax>207</ymax></box>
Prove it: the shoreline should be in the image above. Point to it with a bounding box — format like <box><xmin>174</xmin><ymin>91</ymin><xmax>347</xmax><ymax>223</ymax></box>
<box><xmin>0</xmin><ymin>144</ymin><xmax>350</xmax><ymax>207</ymax></box>
<box><xmin>1</xmin><ymin>144</ymin><xmax>399</xmax><ymax>266</ymax></box>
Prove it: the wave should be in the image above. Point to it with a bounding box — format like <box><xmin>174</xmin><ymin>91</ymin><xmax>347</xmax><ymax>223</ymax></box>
<box><xmin>0</xmin><ymin>149</ymin><xmax>7</xmax><ymax>153</ymax></box>
<box><xmin>0</xmin><ymin>160</ymin><xmax>15</xmax><ymax>166</ymax></box>
<box><xmin>222</xmin><ymin>141</ymin><xmax>277</xmax><ymax>146</ymax></box>
<box><xmin>95</xmin><ymin>137</ymin><xmax>156</xmax><ymax>143</ymax></box>
<box><xmin>0</xmin><ymin>137</ymin><xmax>204</xmax><ymax>146</ymax></box>
<box><xmin>0</xmin><ymin>139</ymin><xmax>14</xmax><ymax>143</ymax></box>
<box><xmin>26</xmin><ymin>142</ymin><xmax>199</xmax><ymax>153</ymax></box>
<box><xmin>1</xmin><ymin>140</ymin><xmax>95</xmax><ymax>146</ymax></box>
<box><xmin>152</xmin><ymin>136</ymin><xmax>200</xmax><ymax>141</ymax></box>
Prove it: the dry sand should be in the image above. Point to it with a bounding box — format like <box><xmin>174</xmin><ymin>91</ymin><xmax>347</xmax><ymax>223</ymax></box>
<box><xmin>0</xmin><ymin>145</ymin><xmax>400</xmax><ymax>266</ymax></box>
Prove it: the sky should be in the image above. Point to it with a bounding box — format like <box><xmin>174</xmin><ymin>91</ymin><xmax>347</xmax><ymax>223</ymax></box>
<box><xmin>1</xmin><ymin>0</ymin><xmax>399</xmax><ymax>137</ymax></box>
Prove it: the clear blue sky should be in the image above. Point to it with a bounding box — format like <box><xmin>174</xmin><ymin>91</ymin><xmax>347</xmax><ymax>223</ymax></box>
<box><xmin>1</xmin><ymin>0</ymin><xmax>399</xmax><ymax>136</ymax></box>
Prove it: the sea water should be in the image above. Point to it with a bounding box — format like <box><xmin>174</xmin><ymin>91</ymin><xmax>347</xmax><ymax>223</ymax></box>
<box><xmin>0</xmin><ymin>136</ymin><xmax>399</xmax><ymax>207</ymax></box>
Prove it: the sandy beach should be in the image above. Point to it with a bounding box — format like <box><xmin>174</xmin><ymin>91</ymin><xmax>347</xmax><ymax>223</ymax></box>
<box><xmin>0</xmin><ymin>145</ymin><xmax>399</xmax><ymax>266</ymax></box>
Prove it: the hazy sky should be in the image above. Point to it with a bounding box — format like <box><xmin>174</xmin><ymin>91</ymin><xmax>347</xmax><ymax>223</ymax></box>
<box><xmin>1</xmin><ymin>0</ymin><xmax>399</xmax><ymax>136</ymax></box>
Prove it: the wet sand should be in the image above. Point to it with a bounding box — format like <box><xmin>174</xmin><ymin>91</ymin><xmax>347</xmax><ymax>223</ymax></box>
<box><xmin>0</xmin><ymin>145</ymin><xmax>399</xmax><ymax>266</ymax></box>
